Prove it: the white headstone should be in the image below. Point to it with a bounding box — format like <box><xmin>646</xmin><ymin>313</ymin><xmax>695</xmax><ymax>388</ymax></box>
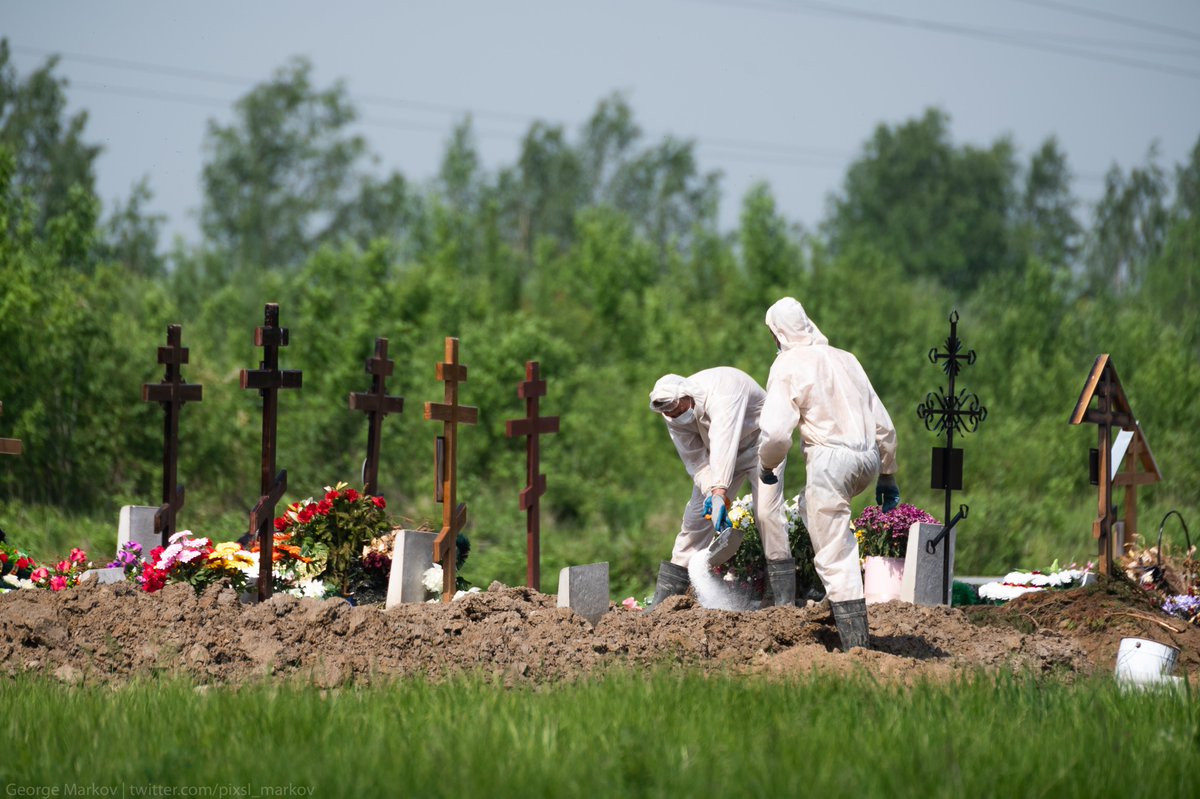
<box><xmin>385</xmin><ymin>530</ymin><xmax>437</xmax><ymax>609</ymax></box>
<box><xmin>557</xmin><ymin>562</ymin><xmax>609</xmax><ymax>627</ymax></box>
<box><xmin>901</xmin><ymin>522</ymin><xmax>956</xmax><ymax>606</ymax></box>
<box><xmin>118</xmin><ymin>505</ymin><xmax>161</xmax><ymax>556</ymax></box>
<box><xmin>78</xmin><ymin>567</ymin><xmax>127</xmax><ymax>585</ymax></box>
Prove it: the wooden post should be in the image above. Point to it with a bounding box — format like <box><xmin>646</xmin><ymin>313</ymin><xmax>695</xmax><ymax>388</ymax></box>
<box><xmin>141</xmin><ymin>324</ymin><xmax>203</xmax><ymax>545</ymax></box>
<box><xmin>348</xmin><ymin>337</ymin><xmax>404</xmax><ymax>497</ymax></box>
<box><xmin>424</xmin><ymin>338</ymin><xmax>478</xmax><ymax>602</ymax></box>
<box><xmin>504</xmin><ymin>361</ymin><xmax>559</xmax><ymax>591</ymax></box>
<box><xmin>1112</xmin><ymin>422</ymin><xmax>1163</xmax><ymax>545</ymax></box>
<box><xmin>240</xmin><ymin>304</ymin><xmax>302</xmax><ymax>600</ymax></box>
<box><xmin>1069</xmin><ymin>355</ymin><xmax>1136</xmax><ymax>576</ymax></box>
<box><xmin>0</xmin><ymin>402</ymin><xmax>21</xmax><ymax>457</ymax></box>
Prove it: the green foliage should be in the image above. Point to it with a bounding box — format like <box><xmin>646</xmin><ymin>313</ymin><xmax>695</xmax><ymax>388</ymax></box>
<box><xmin>3</xmin><ymin>673</ymin><xmax>1198</xmax><ymax>797</ymax></box>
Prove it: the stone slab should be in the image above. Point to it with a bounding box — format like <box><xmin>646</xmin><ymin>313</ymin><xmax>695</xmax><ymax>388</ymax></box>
<box><xmin>557</xmin><ymin>562</ymin><xmax>609</xmax><ymax>627</ymax></box>
<box><xmin>385</xmin><ymin>530</ymin><xmax>437</xmax><ymax>609</ymax></box>
<box><xmin>901</xmin><ymin>521</ymin><xmax>956</xmax><ymax>606</ymax></box>
<box><xmin>118</xmin><ymin>505</ymin><xmax>161</xmax><ymax>556</ymax></box>
<box><xmin>79</xmin><ymin>567</ymin><xmax>127</xmax><ymax>585</ymax></box>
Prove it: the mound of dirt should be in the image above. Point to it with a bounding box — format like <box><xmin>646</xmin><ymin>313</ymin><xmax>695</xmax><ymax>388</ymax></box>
<box><xmin>0</xmin><ymin>576</ymin><xmax>1193</xmax><ymax>686</ymax></box>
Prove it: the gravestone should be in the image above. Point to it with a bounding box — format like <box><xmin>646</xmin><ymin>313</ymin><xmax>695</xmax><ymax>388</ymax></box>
<box><xmin>901</xmin><ymin>522</ymin><xmax>956</xmax><ymax>606</ymax></box>
<box><xmin>556</xmin><ymin>562</ymin><xmax>609</xmax><ymax>627</ymax></box>
<box><xmin>118</xmin><ymin>505</ymin><xmax>162</xmax><ymax>555</ymax></box>
<box><xmin>385</xmin><ymin>530</ymin><xmax>437</xmax><ymax>609</ymax></box>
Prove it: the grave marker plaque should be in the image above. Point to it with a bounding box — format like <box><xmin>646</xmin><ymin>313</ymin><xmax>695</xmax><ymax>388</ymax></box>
<box><xmin>142</xmin><ymin>324</ymin><xmax>203</xmax><ymax>545</ymax></box>
<box><xmin>424</xmin><ymin>337</ymin><xmax>477</xmax><ymax>602</ymax></box>
<box><xmin>240</xmin><ymin>303</ymin><xmax>302</xmax><ymax>600</ymax></box>
<box><xmin>348</xmin><ymin>337</ymin><xmax>404</xmax><ymax>497</ymax></box>
<box><xmin>504</xmin><ymin>361</ymin><xmax>559</xmax><ymax>591</ymax></box>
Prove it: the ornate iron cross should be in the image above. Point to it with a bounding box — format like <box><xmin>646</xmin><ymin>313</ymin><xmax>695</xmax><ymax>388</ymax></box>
<box><xmin>916</xmin><ymin>310</ymin><xmax>986</xmax><ymax>603</ymax></box>
<box><xmin>141</xmin><ymin>324</ymin><xmax>203</xmax><ymax>546</ymax></box>
<box><xmin>424</xmin><ymin>337</ymin><xmax>477</xmax><ymax>602</ymax></box>
<box><xmin>0</xmin><ymin>402</ymin><xmax>21</xmax><ymax>457</ymax></box>
<box><xmin>348</xmin><ymin>337</ymin><xmax>404</xmax><ymax>497</ymax></box>
<box><xmin>504</xmin><ymin>361</ymin><xmax>560</xmax><ymax>591</ymax></box>
<box><xmin>239</xmin><ymin>303</ymin><xmax>303</xmax><ymax>601</ymax></box>
<box><xmin>1070</xmin><ymin>354</ymin><xmax>1136</xmax><ymax>575</ymax></box>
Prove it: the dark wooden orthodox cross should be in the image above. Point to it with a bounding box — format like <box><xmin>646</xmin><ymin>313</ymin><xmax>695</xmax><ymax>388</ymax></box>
<box><xmin>240</xmin><ymin>303</ymin><xmax>303</xmax><ymax>600</ymax></box>
<box><xmin>504</xmin><ymin>361</ymin><xmax>560</xmax><ymax>591</ymax></box>
<box><xmin>0</xmin><ymin>402</ymin><xmax>21</xmax><ymax>457</ymax></box>
<box><xmin>916</xmin><ymin>310</ymin><xmax>987</xmax><ymax>604</ymax></box>
<box><xmin>141</xmin><ymin>324</ymin><xmax>203</xmax><ymax>545</ymax></box>
<box><xmin>348</xmin><ymin>337</ymin><xmax>404</xmax><ymax>497</ymax></box>
<box><xmin>424</xmin><ymin>337</ymin><xmax>477</xmax><ymax>602</ymax></box>
<box><xmin>1070</xmin><ymin>354</ymin><xmax>1136</xmax><ymax>575</ymax></box>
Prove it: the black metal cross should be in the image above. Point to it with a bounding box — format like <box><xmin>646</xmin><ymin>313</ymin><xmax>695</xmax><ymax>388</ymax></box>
<box><xmin>504</xmin><ymin>361</ymin><xmax>560</xmax><ymax>591</ymax></box>
<box><xmin>916</xmin><ymin>310</ymin><xmax>986</xmax><ymax>604</ymax></box>
<box><xmin>424</xmin><ymin>337</ymin><xmax>477</xmax><ymax>602</ymax></box>
<box><xmin>348</xmin><ymin>337</ymin><xmax>404</xmax><ymax>497</ymax></box>
<box><xmin>239</xmin><ymin>303</ymin><xmax>303</xmax><ymax>601</ymax></box>
<box><xmin>1070</xmin><ymin>354</ymin><xmax>1136</xmax><ymax>575</ymax></box>
<box><xmin>0</xmin><ymin>402</ymin><xmax>21</xmax><ymax>457</ymax></box>
<box><xmin>142</xmin><ymin>324</ymin><xmax>203</xmax><ymax>546</ymax></box>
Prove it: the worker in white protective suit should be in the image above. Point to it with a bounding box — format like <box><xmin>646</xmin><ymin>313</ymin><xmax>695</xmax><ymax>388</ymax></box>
<box><xmin>757</xmin><ymin>297</ymin><xmax>900</xmax><ymax>650</ymax></box>
<box><xmin>646</xmin><ymin>367</ymin><xmax>791</xmax><ymax>609</ymax></box>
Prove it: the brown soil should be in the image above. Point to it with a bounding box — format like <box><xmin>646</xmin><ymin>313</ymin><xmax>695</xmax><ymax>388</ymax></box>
<box><xmin>0</xmin><ymin>576</ymin><xmax>1195</xmax><ymax>686</ymax></box>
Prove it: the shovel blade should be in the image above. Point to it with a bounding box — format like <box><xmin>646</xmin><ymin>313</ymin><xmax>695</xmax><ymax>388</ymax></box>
<box><xmin>706</xmin><ymin>526</ymin><xmax>744</xmax><ymax>567</ymax></box>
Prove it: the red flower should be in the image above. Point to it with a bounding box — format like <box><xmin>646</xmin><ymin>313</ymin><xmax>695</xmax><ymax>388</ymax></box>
<box><xmin>0</xmin><ymin>552</ymin><xmax>8</xmax><ymax>565</ymax></box>
<box><xmin>371</xmin><ymin>496</ymin><xmax>386</xmax><ymax>509</ymax></box>
<box><xmin>69</xmin><ymin>548</ymin><xmax>88</xmax><ymax>564</ymax></box>
<box><xmin>139</xmin><ymin>562</ymin><xmax>167</xmax><ymax>593</ymax></box>
<box><xmin>273</xmin><ymin>516</ymin><xmax>289</xmax><ymax>532</ymax></box>
<box><xmin>345</xmin><ymin>488</ymin><xmax>360</xmax><ymax>502</ymax></box>
<box><xmin>49</xmin><ymin>575</ymin><xmax>67</xmax><ymax>591</ymax></box>
<box><xmin>317</xmin><ymin>499</ymin><xmax>333</xmax><ymax>515</ymax></box>
<box><xmin>298</xmin><ymin>506</ymin><xmax>315</xmax><ymax>524</ymax></box>
<box><xmin>325</xmin><ymin>490</ymin><xmax>340</xmax><ymax>502</ymax></box>
<box><xmin>16</xmin><ymin>556</ymin><xmax>33</xmax><ymax>571</ymax></box>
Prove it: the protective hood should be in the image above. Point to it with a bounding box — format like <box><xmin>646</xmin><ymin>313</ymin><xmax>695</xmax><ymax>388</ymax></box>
<box><xmin>649</xmin><ymin>374</ymin><xmax>706</xmax><ymax>412</ymax></box>
<box><xmin>765</xmin><ymin>297</ymin><xmax>828</xmax><ymax>350</ymax></box>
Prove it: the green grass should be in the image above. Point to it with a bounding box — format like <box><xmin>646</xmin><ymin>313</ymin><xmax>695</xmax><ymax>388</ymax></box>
<box><xmin>2</xmin><ymin>671</ymin><xmax>1196</xmax><ymax>797</ymax></box>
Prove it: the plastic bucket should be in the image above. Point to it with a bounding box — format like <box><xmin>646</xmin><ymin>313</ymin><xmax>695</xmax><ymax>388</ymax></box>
<box><xmin>863</xmin><ymin>556</ymin><xmax>905</xmax><ymax>605</ymax></box>
<box><xmin>1114</xmin><ymin>637</ymin><xmax>1180</xmax><ymax>685</ymax></box>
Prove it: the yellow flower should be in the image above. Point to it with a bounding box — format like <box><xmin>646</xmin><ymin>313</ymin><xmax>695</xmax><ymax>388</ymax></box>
<box><xmin>206</xmin><ymin>542</ymin><xmax>255</xmax><ymax>570</ymax></box>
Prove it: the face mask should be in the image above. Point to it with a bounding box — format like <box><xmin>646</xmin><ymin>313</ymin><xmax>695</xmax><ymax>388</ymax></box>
<box><xmin>668</xmin><ymin>408</ymin><xmax>695</xmax><ymax>426</ymax></box>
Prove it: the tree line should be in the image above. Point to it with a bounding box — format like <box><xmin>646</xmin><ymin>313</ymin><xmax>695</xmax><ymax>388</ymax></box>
<box><xmin>2</xmin><ymin>43</ymin><xmax>1198</xmax><ymax>592</ymax></box>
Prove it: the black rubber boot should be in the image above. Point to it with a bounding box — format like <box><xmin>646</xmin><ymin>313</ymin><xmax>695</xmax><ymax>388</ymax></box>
<box><xmin>830</xmin><ymin>598</ymin><xmax>870</xmax><ymax>651</ymax></box>
<box><xmin>766</xmin><ymin>558</ymin><xmax>796</xmax><ymax>608</ymax></box>
<box><xmin>646</xmin><ymin>561</ymin><xmax>689</xmax><ymax>611</ymax></box>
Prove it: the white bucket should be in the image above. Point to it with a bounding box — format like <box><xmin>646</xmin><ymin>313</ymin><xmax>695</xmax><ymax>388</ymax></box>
<box><xmin>1114</xmin><ymin>637</ymin><xmax>1180</xmax><ymax>685</ymax></box>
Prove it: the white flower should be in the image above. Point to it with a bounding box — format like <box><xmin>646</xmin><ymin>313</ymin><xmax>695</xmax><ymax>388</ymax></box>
<box><xmin>422</xmin><ymin>565</ymin><xmax>443</xmax><ymax>593</ymax></box>
<box><xmin>2</xmin><ymin>574</ymin><xmax>36</xmax><ymax>590</ymax></box>
<box><xmin>286</xmin><ymin>579</ymin><xmax>329</xmax><ymax>599</ymax></box>
<box><xmin>978</xmin><ymin>582</ymin><xmax>1045</xmax><ymax>602</ymax></box>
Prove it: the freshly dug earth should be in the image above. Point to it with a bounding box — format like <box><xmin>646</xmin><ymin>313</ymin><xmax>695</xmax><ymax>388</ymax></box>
<box><xmin>0</xmin><ymin>576</ymin><xmax>1194</xmax><ymax>686</ymax></box>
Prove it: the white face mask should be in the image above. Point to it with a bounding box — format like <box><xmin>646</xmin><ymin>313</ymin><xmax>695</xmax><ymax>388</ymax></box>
<box><xmin>668</xmin><ymin>408</ymin><xmax>695</xmax><ymax>426</ymax></box>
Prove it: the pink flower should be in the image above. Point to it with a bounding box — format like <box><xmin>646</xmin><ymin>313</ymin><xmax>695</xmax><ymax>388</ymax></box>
<box><xmin>30</xmin><ymin>567</ymin><xmax>49</xmax><ymax>583</ymax></box>
<box><xmin>49</xmin><ymin>575</ymin><xmax>67</xmax><ymax>591</ymax></box>
<box><xmin>56</xmin><ymin>560</ymin><xmax>70</xmax><ymax>574</ymax></box>
<box><xmin>69</xmin><ymin>548</ymin><xmax>88</xmax><ymax>564</ymax></box>
<box><xmin>622</xmin><ymin>597</ymin><xmax>642</xmax><ymax>611</ymax></box>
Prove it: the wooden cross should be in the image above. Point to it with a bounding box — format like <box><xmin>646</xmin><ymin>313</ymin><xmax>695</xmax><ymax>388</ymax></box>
<box><xmin>240</xmin><ymin>303</ymin><xmax>303</xmax><ymax>600</ymax></box>
<box><xmin>1111</xmin><ymin>422</ymin><xmax>1162</xmax><ymax>544</ymax></box>
<box><xmin>504</xmin><ymin>361</ymin><xmax>559</xmax><ymax>591</ymax></box>
<box><xmin>348</xmin><ymin>337</ymin><xmax>404</xmax><ymax>497</ymax></box>
<box><xmin>141</xmin><ymin>324</ymin><xmax>203</xmax><ymax>546</ymax></box>
<box><xmin>1070</xmin><ymin>354</ymin><xmax>1136</xmax><ymax>576</ymax></box>
<box><xmin>0</xmin><ymin>402</ymin><xmax>21</xmax><ymax>457</ymax></box>
<box><xmin>423</xmin><ymin>337</ymin><xmax>477</xmax><ymax>602</ymax></box>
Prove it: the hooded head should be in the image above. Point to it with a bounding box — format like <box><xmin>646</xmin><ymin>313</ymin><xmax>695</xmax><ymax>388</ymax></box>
<box><xmin>765</xmin><ymin>297</ymin><xmax>828</xmax><ymax>351</ymax></box>
<box><xmin>649</xmin><ymin>374</ymin><xmax>705</xmax><ymax>415</ymax></box>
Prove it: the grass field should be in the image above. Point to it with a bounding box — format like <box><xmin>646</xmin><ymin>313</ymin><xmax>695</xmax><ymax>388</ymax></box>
<box><xmin>2</xmin><ymin>670</ymin><xmax>1196</xmax><ymax>798</ymax></box>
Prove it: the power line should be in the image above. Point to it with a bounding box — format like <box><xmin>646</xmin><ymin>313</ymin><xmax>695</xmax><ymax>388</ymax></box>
<box><xmin>1005</xmin><ymin>0</ymin><xmax>1200</xmax><ymax>45</ymax></box>
<box><xmin>686</xmin><ymin>0</ymin><xmax>1200</xmax><ymax>79</ymax></box>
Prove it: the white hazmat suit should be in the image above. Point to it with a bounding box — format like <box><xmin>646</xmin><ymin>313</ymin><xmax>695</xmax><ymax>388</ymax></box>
<box><xmin>758</xmin><ymin>297</ymin><xmax>898</xmax><ymax>603</ymax></box>
<box><xmin>649</xmin><ymin>367</ymin><xmax>789</xmax><ymax>567</ymax></box>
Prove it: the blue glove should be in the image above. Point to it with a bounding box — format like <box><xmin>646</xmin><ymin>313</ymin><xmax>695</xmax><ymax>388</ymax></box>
<box><xmin>876</xmin><ymin>474</ymin><xmax>900</xmax><ymax>512</ymax></box>
<box><xmin>703</xmin><ymin>494</ymin><xmax>731</xmax><ymax>532</ymax></box>
<box><xmin>760</xmin><ymin>467</ymin><xmax>778</xmax><ymax>485</ymax></box>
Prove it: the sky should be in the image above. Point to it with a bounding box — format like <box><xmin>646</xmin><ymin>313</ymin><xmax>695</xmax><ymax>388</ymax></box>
<box><xmin>4</xmin><ymin>0</ymin><xmax>1200</xmax><ymax>244</ymax></box>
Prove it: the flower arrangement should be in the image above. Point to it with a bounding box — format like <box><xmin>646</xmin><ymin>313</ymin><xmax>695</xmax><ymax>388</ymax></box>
<box><xmin>0</xmin><ymin>541</ymin><xmax>38</xmax><ymax>591</ymax></box>
<box><xmin>713</xmin><ymin>495</ymin><xmax>817</xmax><ymax>597</ymax></box>
<box><xmin>1162</xmin><ymin>594</ymin><xmax>1199</xmax><ymax>625</ymax></box>
<box><xmin>976</xmin><ymin>562</ymin><xmax>1091</xmax><ymax>603</ymax></box>
<box><xmin>273</xmin><ymin>482</ymin><xmax>391</xmax><ymax>596</ymax></box>
<box><xmin>853</xmin><ymin>504</ymin><xmax>940</xmax><ymax>559</ymax></box>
